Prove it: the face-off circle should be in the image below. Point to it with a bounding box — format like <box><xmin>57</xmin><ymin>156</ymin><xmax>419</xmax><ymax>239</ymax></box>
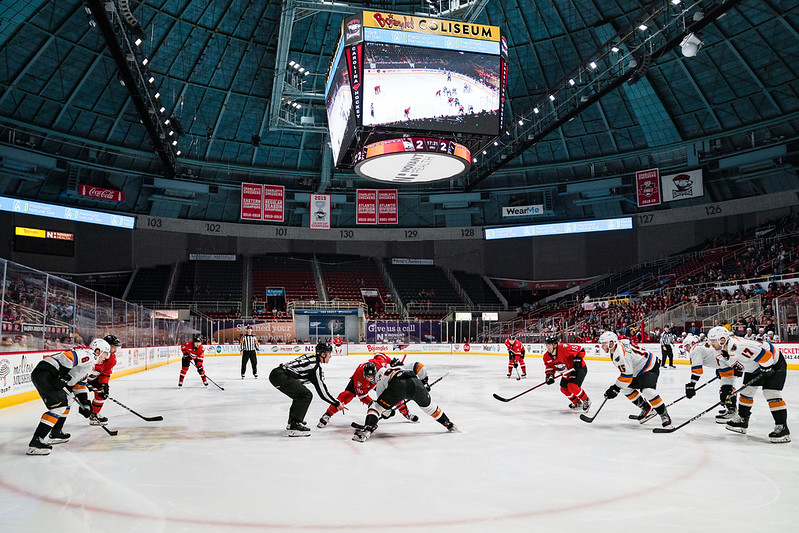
<box><xmin>354</xmin><ymin>138</ymin><xmax>471</xmax><ymax>183</ymax></box>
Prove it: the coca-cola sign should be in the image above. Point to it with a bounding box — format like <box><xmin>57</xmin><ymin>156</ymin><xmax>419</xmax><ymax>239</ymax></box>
<box><xmin>78</xmin><ymin>185</ymin><xmax>125</xmax><ymax>203</ymax></box>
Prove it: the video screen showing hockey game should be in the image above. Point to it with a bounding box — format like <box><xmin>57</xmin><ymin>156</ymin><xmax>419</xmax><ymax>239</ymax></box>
<box><xmin>362</xmin><ymin>42</ymin><xmax>501</xmax><ymax>136</ymax></box>
<box><xmin>325</xmin><ymin>39</ymin><xmax>355</xmax><ymax>165</ymax></box>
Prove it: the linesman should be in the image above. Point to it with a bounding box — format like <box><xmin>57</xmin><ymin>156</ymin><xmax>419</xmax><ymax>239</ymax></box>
<box><xmin>240</xmin><ymin>326</ymin><xmax>260</xmax><ymax>379</ymax></box>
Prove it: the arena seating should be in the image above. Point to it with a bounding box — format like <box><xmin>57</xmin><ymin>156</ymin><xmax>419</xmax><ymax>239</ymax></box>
<box><xmin>384</xmin><ymin>261</ymin><xmax>464</xmax><ymax>317</ymax></box>
<box><xmin>452</xmin><ymin>270</ymin><xmax>503</xmax><ymax>306</ymax></box>
<box><xmin>126</xmin><ymin>265</ymin><xmax>173</xmax><ymax>304</ymax></box>
<box><xmin>173</xmin><ymin>259</ymin><xmax>243</xmax><ymax>302</ymax></box>
<box><xmin>252</xmin><ymin>254</ymin><xmax>317</xmax><ymax>304</ymax></box>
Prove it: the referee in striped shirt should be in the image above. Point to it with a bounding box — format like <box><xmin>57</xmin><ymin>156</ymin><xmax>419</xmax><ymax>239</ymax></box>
<box><xmin>240</xmin><ymin>326</ymin><xmax>260</xmax><ymax>379</ymax></box>
<box><xmin>269</xmin><ymin>342</ymin><xmax>344</xmax><ymax>436</ymax></box>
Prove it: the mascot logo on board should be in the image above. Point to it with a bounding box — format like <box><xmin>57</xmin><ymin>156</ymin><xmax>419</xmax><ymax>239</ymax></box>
<box><xmin>463</xmin><ymin>343</ymin><xmax>470</xmax><ymax>352</ymax></box>
<box><xmin>0</xmin><ymin>358</ymin><xmax>10</xmax><ymax>392</ymax></box>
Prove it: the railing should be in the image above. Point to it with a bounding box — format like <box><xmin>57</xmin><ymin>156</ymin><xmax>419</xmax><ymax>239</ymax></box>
<box><xmin>701</xmin><ymin>297</ymin><xmax>763</xmax><ymax>331</ymax></box>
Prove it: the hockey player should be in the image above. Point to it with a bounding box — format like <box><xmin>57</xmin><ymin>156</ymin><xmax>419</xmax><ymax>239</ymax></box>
<box><xmin>269</xmin><ymin>342</ymin><xmax>344</xmax><ymax>437</ymax></box>
<box><xmin>543</xmin><ymin>335</ymin><xmax>590</xmax><ymax>412</ymax></box>
<box><xmin>86</xmin><ymin>334</ymin><xmax>121</xmax><ymax>426</ymax></box>
<box><xmin>598</xmin><ymin>331</ymin><xmax>673</xmax><ymax>428</ymax></box>
<box><xmin>707</xmin><ymin>326</ymin><xmax>790</xmax><ymax>443</ymax></box>
<box><xmin>680</xmin><ymin>334</ymin><xmax>737</xmax><ymax>423</ymax></box>
<box><xmin>26</xmin><ymin>338</ymin><xmax>111</xmax><ymax>455</ymax></box>
<box><xmin>505</xmin><ymin>334</ymin><xmax>526</xmax><ymax>378</ymax></box>
<box><xmin>179</xmin><ymin>334</ymin><xmax>207</xmax><ymax>387</ymax></box>
<box><xmin>317</xmin><ymin>352</ymin><xmax>416</xmax><ymax>428</ymax></box>
<box><xmin>352</xmin><ymin>362</ymin><xmax>457</xmax><ymax>442</ymax></box>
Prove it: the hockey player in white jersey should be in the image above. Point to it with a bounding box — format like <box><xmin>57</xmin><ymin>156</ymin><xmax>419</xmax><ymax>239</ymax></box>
<box><xmin>352</xmin><ymin>362</ymin><xmax>457</xmax><ymax>442</ymax></box>
<box><xmin>707</xmin><ymin>326</ymin><xmax>790</xmax><ymax>443</ymax></box>
<box><xmin>26</xmin><ymin>338</ymin><xmax>111</xmax><ymax>455</ymax></box>
<box><xmin>598</xmin><ymin>331</ymin><xmax>672</xmax><ymax>428</ymax></box>
<box><xmin>681</xmin><ymin>334</ymin><xmax>737</xmax><ymax>423</ymax></box>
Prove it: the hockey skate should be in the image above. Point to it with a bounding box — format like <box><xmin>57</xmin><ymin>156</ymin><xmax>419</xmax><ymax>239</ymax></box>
<box><xmin>352</xmin><ymin>427</ymin><xmax>373</xmax><ymax>442</ymax></box>
<box><xmin>725</xmin><ymin>415</ymin><xmax>749</xmax><ymax>434</ymax></box>
<box><xmin>768</xmin><ymin>425</ymin><xmax>791</xmax><ymax>443</ymax></box>
<box><xmin>630</xmin><ymin>398</ymin><xmax>653</xmax><ymax>421</ymax></box>
<box><xmin>26</xmin><ymin>436</ymin><xmax>52</xmax><ymax>456</ymax></box>
<box><xmin>178</xmin><ymin>381</ymin><xmax>183</xmax><ymax>387</ymax></box>
<box><xmin>568</xmin><ymin>401</ymin><xmax>583</xmax><ymax>411</ymax></box>
<box><xmin>659</xmin><ymin>412</ymin><xmax>673</xmax><ymax>429</ymax></box>
<box><xmin>506</xmin><ymin>372</ymin><xmax>512</xmax><ymax>378</ymax></box>
<box><xmin>287</xmin><ymin>421</ymin><xmax>311</xmax><ymax>437</ymax></box>
<box><xmin>714</xmin><ymin>408</ymin><xmax>734</xmax><ymax>424</ymax></box>
<box><xmin>443</xmin><ymin>420</ymin><xmax>460</xmax><ymax>433</ymax></box>
<box><xmin>317</xmin><ymin>413</ymin><xmax>331</xmax><ymax>428</ymax></box>
<box><xmin>48</xmin><ymin>430</ymin><xmax>71</xmax><ymax>444</ymax></box>
<box><xmin>404</xmin><ymin>412</ymin><xmax>420</xmax><ymax>423</ymax></box>
<box><xmin>89</xmin><ymin>413</ymin><xmax>108</xmax><ymax>426</ymax></box>
<box><xmin>581</xmin><ymin>399</ymin><xmax>592</xmax><ymax>412</ymax></box>
<box><xmin>521</xmin><ymin>373</ymin><xmax>527</xmax><ymax>379</ymax></box>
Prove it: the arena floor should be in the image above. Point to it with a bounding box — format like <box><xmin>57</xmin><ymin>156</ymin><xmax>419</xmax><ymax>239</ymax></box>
<box><xmin>1</xmin><ymin>353</ymin><xmax>797</xmax><ymax>532</ymax></box>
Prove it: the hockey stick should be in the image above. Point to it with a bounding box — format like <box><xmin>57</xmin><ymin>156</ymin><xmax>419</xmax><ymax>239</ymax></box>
<box><xmin>634</xmin><ymin>376</ymin><xmax>720</xmax><ymax>424</ymax></box>
<box><xmin>652</xmin><ymin>375</ymin><xmax>761</xmax><ymax>434</ymax></box>
<box><xmin>100</xmin><ymin>424</ymin><xmax>118</xmax><ymax>436</ymax></box>
<box><xmin>107</xmin><ymin>396</ymin><xmax>164</xmax><ymax>422</ymax></box>
<box><xmin>492</xmin><ymin>368</ymin><xmax>574</xmax><ymax>403</ymax></box>
<box><xmin>205</xmin><ymin>375</ymin><xmax>225</xmax><ymax>391</ymax></box>
<box><xmin>351</xmin><ymin>372</ymin><xmax>450</xmax><ymax>430</ymax></box>
<box><xmin>514</xmin><ymin>363</ymin><xmax>522</xmax><ymax>381</ymax></box>
<box><xmin>579</xmin><ymin>397</ymin><xmax>609</xmax><ymax>423</ymax></box>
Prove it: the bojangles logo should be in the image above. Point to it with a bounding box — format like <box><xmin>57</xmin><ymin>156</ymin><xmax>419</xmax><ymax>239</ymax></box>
<box><xmin>372</xmin><ymin>13</ymin><xmax>415</xmax><ymax>31</ymax></box>
<box><xmin>364</xmin><ymin>11</ymin><xmax>498</xmax><ymax>41</ymax></box>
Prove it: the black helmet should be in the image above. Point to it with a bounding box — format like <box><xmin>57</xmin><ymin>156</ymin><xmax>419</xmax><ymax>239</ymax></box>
<box><xmin>545</xmin><ymin>334</ymin><xmax>559</xmax><ymax>345</ymax></box>
<box><xmin>193</xmin><ymin>334</ymin><xmax>203</xmax><ymax>343</ymax></box>
<box><xmin>315</xmin><ymin>341</ymin><xmax>332</xmax><ymax>356</ymax></box>
<box><xmin>363</xmin><ymin>362</ymin><xmax>377</xmax><ymax>383</ymax></box>
<box><xmin>104</xmin><ymin>334</ymin><xmax>121</xmax><ymax>346</ymax></box>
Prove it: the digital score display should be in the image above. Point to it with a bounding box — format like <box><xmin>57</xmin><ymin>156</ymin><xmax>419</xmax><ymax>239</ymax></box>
<box><xmin>14</xmin><ymin>226</ymin><xmax>75</xmax><ymax>257</ymax></box>
<box><xmin>484</xmin><ymin>217</ymin><xmax>633</xmax><ymax>241</ymax></box>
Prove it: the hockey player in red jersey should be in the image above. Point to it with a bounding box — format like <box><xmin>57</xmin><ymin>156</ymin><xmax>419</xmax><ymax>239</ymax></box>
<box><xmin>26</xmin><ymin>338</ymin><xmax>110</xmax><ymax>455</ymax></box>
<box><xmin>317</xmin><ymin>352</ymin><xmax>416</xmax><ymax>428</ymax></box>
<box><xmin>179</xmin><ymin>334</ymin><xmax>207</xmax><ymax>387</ymax></box>
<box><xmin>505</xmin><ymin>334</ymin><xmax>526</xmax><ymax>378</ymax></box>
<box><xmin>86</xmin><ymin>334</ymin><xmax>120</xmax><ymax>426</ymax></box>
<box><xmin>543</xmin><ymin>334</ymin><xmax>591</xmax><ymax>411</ymax></box>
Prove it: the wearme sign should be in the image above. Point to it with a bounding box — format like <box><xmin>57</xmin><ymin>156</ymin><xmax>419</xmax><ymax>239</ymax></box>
<box><xmin>501</xmin><ymin>204</ymin><xmax>544</xmax><ymax>217</ymax></box>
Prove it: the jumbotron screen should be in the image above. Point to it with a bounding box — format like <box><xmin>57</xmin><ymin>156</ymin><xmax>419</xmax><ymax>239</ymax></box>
<box><xmin>325</xmin><ymin>11</ymin><xmax>507</xmax><ymax>168</ymax></box>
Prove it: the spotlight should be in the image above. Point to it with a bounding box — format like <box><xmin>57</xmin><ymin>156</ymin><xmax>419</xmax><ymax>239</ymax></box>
<box><xmin>611</xmin><ymin>46</ymin><xmax>620</xmax><ymax>53</ymax></box>
<box><xmin>569</xmin><ymin>79</ymin><xmax>575</xmax><ymax>86</ymax></box>
<box><xmin>172</xmin><ymin>140</ymin><xmax>178</xmax><ymax>146</ymax></box>
<box><xmin>134</xmin><ymin>38</ymin><xmax>142</xmax><ymax>46</ymax></box>
<box><xmin>680</xmin><ymin>33</ymin><xmax>703</xmax><ymax>57</ymax></box>
<box><xmin>176</xmin><ymin>150</ymin><xmax>181</xmax><ymax>156</ymax></box>
<box><xmin>164</xmin><ymin>119</ymin><xmax>170</xmax><ymax>125</ymax></box>
<box><xmin>148</xmin><ymin>76</ymin><xmax>155</xmax><ymax>83</ymax></box>
<box><xmin>533</xmin><ymin>107</ymin><xmax>539</xmax><ymax>114</ymax></box>
<box><xmin>518</xmin><ymin>119</ymin><xmax>524</xmax><ymax>125</ymax></box>
<box><xmin>154</xmin><ymin>92</ymin><xmax>160</xmax><ymax>99</ymax></box>
<box><xmin>549</xmin><ymin>94</ymin><xmax>555</xmax><ymax>101</ymax></box>
<box><xmin>638</xmin><ymin>24</ymin><xmax>648</xmax><ymax>31</ymax></box>
<box><xmin>142</xmin><ymin>58</ymin><xmax>149</xmax><ymax>65</ymax></box>
<box><xmin>589</xmin><ymin>61</ymin><xmax>597</xmax><ymax>69</ymax></box>
<box><xmin>159</xmin><ymin>106</ymin><xmax>165</xmax><ymax>113</ymax></box>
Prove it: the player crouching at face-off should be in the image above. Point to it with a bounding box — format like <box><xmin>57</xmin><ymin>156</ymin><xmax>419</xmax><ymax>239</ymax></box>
<box><xmin>352</xmin><ymin>362</ymin><xmax>457</xmax><ymax>443</ymax></box>
<box><xmin>27</xmin><ymin>338</ymin><xmax>111</xmax><ymax>455</ymax></box>
<box><xmin>598</xmin><ymin>331</ymin><xmax>673</xmax><ymax>429</ymax></box>
<box><xmin>543</xmin><ymin>334</ymin><xmax>591</xmax><ymax>412</ymax></box>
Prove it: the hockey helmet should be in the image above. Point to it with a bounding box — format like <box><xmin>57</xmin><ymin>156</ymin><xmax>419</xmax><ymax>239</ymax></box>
<box><xmin>707</xmin><ymin>326</ymin><xmax>730</xmax><ymax>345</ymax></box>
<box><xmin>193</xmin><ymin>334</ymin><xmax>203</xmax><ymax>343</ymax></box>
<box><xmin>315</xmin><ymin>341</ymin><xmax>333</xmax><ymax>356</ymax></box>
<box><xmin>363</xmin><ymin>362</ymin><xmax>378</xmax><ymax>383</ymax></box>
<box><xmin>411</xmin><ymin>362</ymin><xmax>428</xmax><ymax>381</ymax></box>
<box><xmin>598</xmin><ymin>331</ymin><xmax>618</xmax><ymax>347</ymax></box>
<box><xmin>89</xmin><ymin>338</ymin><xmax>111</xmax><ymax>359</ymax></box>
<box><xmin>682</xmin><ymin>334</ymin><xmax>699</xmax><ymax>348</ymax></box>
<box><xmin>103</xmin><ymin>334</ymin><xmax>121</xmax><ymax>346</ymax></box>
<box><xmin>544</xmin><ymin>334</ymin><xmax>559</xmax><ymax>345</ymax></box>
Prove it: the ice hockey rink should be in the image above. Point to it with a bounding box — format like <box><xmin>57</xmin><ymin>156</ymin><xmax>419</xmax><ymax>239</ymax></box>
<box><xmin>1</xmin><ymin>353</ymin><xmax>797</xmax><ymax>533</ymax></box>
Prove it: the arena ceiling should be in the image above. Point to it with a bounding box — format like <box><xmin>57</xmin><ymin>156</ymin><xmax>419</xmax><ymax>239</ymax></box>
<box><xmin>0</xmin><ymin>0</ymin><xmax>797</xmax><ymax>226</ymax></box>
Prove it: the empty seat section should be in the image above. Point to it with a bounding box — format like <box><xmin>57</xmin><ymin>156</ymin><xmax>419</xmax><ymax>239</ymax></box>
<box><xmin>127</xmin><ymin>265</ymin><xmax>172</xmax><ymax>304</ymax></box>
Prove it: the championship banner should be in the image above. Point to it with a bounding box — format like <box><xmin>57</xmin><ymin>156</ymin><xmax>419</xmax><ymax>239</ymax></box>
<box><xmin>240</xmin><ymin>183</ymin><xmax>263</xmax><ymax>220</ymax></box>
<box><xmin>310</xmin><ymin>194</ymin><xmax>331</xmax><ymax>230</ymax></box>
<box><xmin>661</xmin><ymin>169</ymin><xmax>703</xmax><ymax>202</ymax></box>
<box><xmin>636</xmin><ymin>168</ymin><xmax>661</xmax><ymax>207</ymax></box>
<box><xmin>78</xmin><ymin>184</ymin><xmax>125</xmax><ymax>203</ymax></box>
<box><xmin>377</xmin><ymin>189</ymin><xmax>398</xmax><ymax>224</ymax></box>
<box><xmin>356</xmin><ymin>189</ymin><xmax>377</xmax><ymax>224</ymax></box>
<box><xmin>263</xmin><ymin>185</ymin><xmax>285</xmax><ymax>222</ymax></box>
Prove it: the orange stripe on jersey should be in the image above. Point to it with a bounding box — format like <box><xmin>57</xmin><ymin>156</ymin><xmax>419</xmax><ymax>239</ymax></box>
<box><xmin>650</xmin><ymin>396</ymin><xmax>663</xmax><ymax>407</ymax></box>
<box><xmin>42</xmin><ymin>412</ymin><xmax>59</xmax><ymax>425</ymax></box>
<box><xmin>754</xmin><ymin>347</ymin><xmax>774</xmax><ymax>365</ymax></box>
<box><xmin>72</xmin><ymin>383</ymin><xmax>87</xmax><ymax>391</ymax></box>
<box><xmin>719</xmin><ymin>369</ymin><xmax>735</xmax><ymax>378</ymax></box>
<box><xmin>618</xmin><ymin>376</ymin><xmax>633</xmax><ymax>384</ymax></box>
<box><xmin>767</xmin><ymin>399</ymin><xmax>786</xmax><ymax>409</ymax></box>
<box><xmin>432</xmin><ymin>408</ymin><xmax>442</xmax><ymax>419</ymax></box>
<box><xmin>739</xmin><ymin>395</ymin><xmax>754</xmax><ymax>406</ymax></box>
<box><xmin>691</xmin><ymin>366</ymin><xmax>704</xmax><ymax>375</ymax></box>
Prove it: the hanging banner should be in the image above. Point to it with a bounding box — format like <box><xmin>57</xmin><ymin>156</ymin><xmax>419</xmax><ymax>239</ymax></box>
<box><xmin>356</xmin><ymin>189</ymin><xmax>377</xmax><ymax>224</ymax></box>
<box><xmin>263</xmin><ymin>185</ymin><xmax>285</xmax><ymax>222</ymax></box>
<box><xmin>636</xmin><ymin>168</ymin><xmax>661</xmax><ymax>208</ymax></box>
<box><xmin>661</xmin><ymin>169</ymin><xmax>704</xmax><ymax>202</ymax></box>
<box><xmin>310</xmin><ymin>194</ymin><xmax>331</xmax><ymax>230</ymax></box>
<box><xmin>377</xmin><ymin>189</ymin><xmax>398</xmax><ymax>224</ymax></box>
<box><xmin>240</xmin><ymin>183</ymin><xmax>263</xmax><ymax>220</ymax></box>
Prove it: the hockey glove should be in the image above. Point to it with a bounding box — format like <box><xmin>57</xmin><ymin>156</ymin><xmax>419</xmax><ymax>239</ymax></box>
<box><xmin>389</xmin><ymin>357</ymin><xmax>403</xmax><ymax>367</ymax></box>
<box><xmin>756</xmin><ymin>366</ymin><xmax>776</xmax><ymax>384</ymax></box>
<box><xmin>422</xmin><ymin>376</ymin><xmax>430</xmax><ymax>391</ymax></box>
<box><xmin>75</xmin><ymin>393</ymin><xmax>92</xmax><ymax>418</ymax></box>
<box><xmin>508</xmin><ymin>350</ymin><xmax>514</xmax><ymax>359</ymax></box>
<box><xmin>545</xmin><ymin>374</ymin><xmax>555</xmax><ymax>385</ymax></box>
<box><xmin>87</xmin><ymin>378</ymin><xmax>101</xmax><ymax>392</ymax></box>
<box><xmin>684</xmin><ymin>382</ymin><xmax>696</xmax><ymax>399</ymax></box>
<box><xmin>604</xmin><ymin>384</ymin><xmax>620</xmax><ymax>400</ymax></box>
<box><xmin>99</xmin><ymin>383</ymin><xmax>109</xmax><ymax>400</ymax></box>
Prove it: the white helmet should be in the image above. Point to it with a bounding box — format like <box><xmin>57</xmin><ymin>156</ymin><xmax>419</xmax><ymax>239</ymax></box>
<box><xmin>707</xmin><ymin>326</ymin><xmax>730</xmax><ymax>344</ymax></box>
<box><xmin>89</xmin><ymin>338</ymin><xmax>111</xmax><ymax>357</ymax></box>
<box><xmin>682</xmin><ymin>334</ymin><xmax>699</xmax><ymax>347</ymax></box>
<box><xmin>598</xmin><ymin>331</ymin><xmax>618</xmax><ymax>345</ymax></box>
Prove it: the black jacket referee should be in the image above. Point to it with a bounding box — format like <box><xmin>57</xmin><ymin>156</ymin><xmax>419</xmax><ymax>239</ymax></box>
<box><xmin>269</xmin><ymin>342</ymin><xmax>344</xmax><ymax>437</ymax></box>
<box><xmin>240</xmin><ymin>326</ymin><xmax>260</xmax><ymax>378</ymax></box>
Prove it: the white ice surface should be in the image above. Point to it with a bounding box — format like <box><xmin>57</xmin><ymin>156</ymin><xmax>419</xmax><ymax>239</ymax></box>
<box><xmin>1</xmin><ymin>354</ymin><xmax>797</xmax><ymax>533</ymax></box>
